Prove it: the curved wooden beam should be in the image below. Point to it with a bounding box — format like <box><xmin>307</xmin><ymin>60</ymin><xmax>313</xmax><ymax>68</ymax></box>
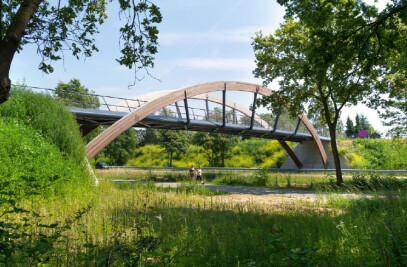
<box><xmin>86</xmin><ymin>81</ymin><xmax>328</xmax><ymax>167</ymax></box>
<box><xmin>115</xmin><ymin>91</ymin><xmax>271</xmax><ymax>128</ymax></box>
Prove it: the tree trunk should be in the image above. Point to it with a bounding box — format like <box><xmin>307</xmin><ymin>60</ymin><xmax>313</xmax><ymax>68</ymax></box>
<box><xmin>169</xmin><ymin>151</ymin><xmax>173</xmax><ymax>167</ymax></box>
<box><xmin>329</xmin><ymin>125</ymin><xmax>343</xmax><ymax>185</ymax></box>
<box><xmin>319</xmin><ymin>87</ymin><xmax>343</xmax><ymax>186</ymax></box>
<box><xmin>0</xmin><ymin>0</ymin><xmax>43</xmax><ymax>104</ymax></box>
<box><xmin>0</xmin><ymin>73</ymin><xmax>11</xmax><ymax>104</ymax></box>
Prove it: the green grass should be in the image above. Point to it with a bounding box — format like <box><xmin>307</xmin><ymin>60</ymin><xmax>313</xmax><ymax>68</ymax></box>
<box><xmin>3</xmin><ymin>181</ymin><xmax>407</xmax><ymax>266</ymax></box>
<box><xmin>112</xmin><ymin>181</ymin><xmax>225</xmax><ymax>196</ymax></box>
<box><xmin>98</xmin><ymin>169</ymin><xmax>407</xmax><ymax>193</ymax></box>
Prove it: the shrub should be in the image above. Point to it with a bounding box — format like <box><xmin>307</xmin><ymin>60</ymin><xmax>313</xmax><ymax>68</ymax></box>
<box><xmin>0</xmin><ymin>87</ymin><xmax>86</xmax><ymax>164</ymax></box>
<box><xmin>252</xmin><ymin>170</ymin><xmax>269</xmax><ymax>186</ymax></box>
<box><xmin>338</xmin><ymin>139</ymin><xmax>407</xmax><ymax>170</ymax></box>
<box><xmin>225</xmin><ymin>155</ymin><xmax>254</xmax><ymax>167</ymax></box>
<box><xmin>173</xmin><ymin>145</ymin><xmax>210</xmax><ymax>167</ymax></box>
<box><xmin>0</xmin><ymin>119</ymin><xmax>88</xmax><ymax>196</ymax></box>
<box><xmin>126</xmin><ymin>145</ymin><xmax>166</xmax><ymax>166</ymax></box>
<box><xmin>0</xmin><ymin>87</ymin><xmax>91</xmax><ymax>197</ymax></box>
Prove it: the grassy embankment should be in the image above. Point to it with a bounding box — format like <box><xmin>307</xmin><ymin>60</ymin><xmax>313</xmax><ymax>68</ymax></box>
<box><xmin>1</xmin><ymin>87</ymin><xmax>407</xmax><ymax>265</ymax></box>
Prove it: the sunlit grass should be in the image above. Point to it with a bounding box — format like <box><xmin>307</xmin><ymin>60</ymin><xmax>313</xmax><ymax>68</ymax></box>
<box><xmin>4</xmin><ymin>180</ymin><xmax>406</xmax><ymax>266</ymax></box>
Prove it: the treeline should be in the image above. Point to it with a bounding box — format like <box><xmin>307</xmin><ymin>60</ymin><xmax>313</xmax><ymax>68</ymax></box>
<box><xmin>345</xmin><ymin>114</ymin><xmax>381</xmax><ymax>138</ymax></box>
<box><xmin>96</xmin><ymin>128</ymin><xmax>289</xmax><ymax>168</ymax></box>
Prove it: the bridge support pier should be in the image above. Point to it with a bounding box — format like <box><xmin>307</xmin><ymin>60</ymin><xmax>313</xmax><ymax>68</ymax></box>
<box><xmin>281</xmin><ymin>141</ymin><xmax>348</xmax><ymax>169</ymax></box>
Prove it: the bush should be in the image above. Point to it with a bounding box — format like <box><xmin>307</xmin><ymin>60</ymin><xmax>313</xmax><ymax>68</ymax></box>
<box><xmin>0</xmin><ymin>87</ymin><xmax>86</xmax><ymax>164</ymax></box>
<box><xmin>126</xmin><ymin>145</ymin><xmax>166</xmax><ymax>166</ymax></box>
<box><xmin>0</xmin><ymin>119</ymin><xmax>88</xmax><ymax>196</ymax></box>
<box><xmin>338</xmin><ymin>139</ymin><xmax>407</xmax><ymax>170</ymax></box>
<box><xmin>0</xmin><ymin>87</ymin><xmax>91</xmax><ymax>197</ymax></box>
<box><xmin>253</xmin><ymin>170</ymin><xmax>269</xmax><ymax>186</ymax></box>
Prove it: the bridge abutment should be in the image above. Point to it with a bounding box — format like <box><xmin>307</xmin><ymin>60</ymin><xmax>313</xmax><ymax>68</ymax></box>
<box><xmin>281</xmin><ymin>141</ymin><xmax>348</xmax><ymax>170</ymax></box>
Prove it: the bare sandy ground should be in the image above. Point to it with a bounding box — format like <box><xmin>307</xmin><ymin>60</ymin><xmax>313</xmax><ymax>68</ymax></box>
<box><xmin>153</xmin><ymin>182</ymin><xmax>362</xmax><ymax>205</ymax></box>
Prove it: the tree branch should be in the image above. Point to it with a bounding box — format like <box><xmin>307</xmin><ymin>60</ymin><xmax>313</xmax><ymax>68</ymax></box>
<box><xmin>1</xmin><ymin>0</ymin><xmax>43</xmax><ymax>67</ymax></box>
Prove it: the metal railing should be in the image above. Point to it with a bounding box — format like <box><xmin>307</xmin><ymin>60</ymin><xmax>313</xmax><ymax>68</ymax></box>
<box><xmin>22</xmin><ymin>84</ymin><xmax>325</xmax><ymax>136</ymax></box>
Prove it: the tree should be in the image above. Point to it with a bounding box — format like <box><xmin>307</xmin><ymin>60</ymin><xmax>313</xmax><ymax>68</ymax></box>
<box><xmin>370</xmin><ymin>37</ymin><xmax>407</xmax><ymax>136</ymax></box>
<box><xmin>104</xmin><ymin>128</ymin><xmax>138</xmax><ymax>166</ymax></box>
<box><xmin>138</xmin><ymin>128</ymin><xmax>159</xmax><ymax>147</ymax></box>
<box><xmin>253</xmin><ymin>0</ymin><xmax>404</xmax><ymax>185</ymax></box>
<box><xmin>0</xmin><ymin>0</ymin><xmax>162</xmax><ymax>104</ymax></box>
<box><xmin>345</xmin><ymin>116</ymin><xmax>355</xmax><ymax>138</ymax></box>
<box><xmin>355</xmin><ymin>114</ymin><xmax>371</xmax><ymax>133</ymax></box>
<box><xmin>158</xmin><ymin>130</ymin><xmax>189</xmax><ymax>167</ymax></box>
<box><xmin>209</xmin><ymin>133</ymin><xmax>238</xmax><ymax>167</ymax></box>
<box><xmin>54</xmin><ymin>79</ymin><xmax>100</xmax><ymax>109</ymax></box>
<box><xmin>192</xmin><ymin>132</ymin><xmax>238</xmax><ymax>167</ymax></box>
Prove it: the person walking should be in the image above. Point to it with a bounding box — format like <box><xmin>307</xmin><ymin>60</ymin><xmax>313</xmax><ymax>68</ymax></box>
<box><xmin>189</xmin><ymin>164</ymin><xmax>196</xmax><ymax>182</ymax></box>
<box><xmin>196</xmin><ymin>166</ymin><xmax>204</xmax><ymax>184</ymax></box>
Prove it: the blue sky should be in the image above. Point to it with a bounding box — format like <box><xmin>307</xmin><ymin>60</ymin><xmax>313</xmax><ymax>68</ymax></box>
<box><xmin>10</xmin><ymin>0</ymin><xmax>390</xmax><ymax>133</ymax></box>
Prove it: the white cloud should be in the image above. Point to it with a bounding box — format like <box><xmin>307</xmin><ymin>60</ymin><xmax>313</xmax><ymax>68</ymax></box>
<box><xmin>172</xmin><ymin>57</ymin><xmax>256</xmax><ymax>70</ymax></box>
<box><xmin>159</xmin><ymin>26</ymin><xmax>275</xmax><ymax>46</ymax></box>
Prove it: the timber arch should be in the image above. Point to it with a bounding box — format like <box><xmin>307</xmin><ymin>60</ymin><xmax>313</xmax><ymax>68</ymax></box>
<box><xmin>114</xmin><ymin>90</ymin><xmax>270</xmax><ymax>127</ymax></box>
<box><xmin>86</xmin><ymin>81</ymin><xmax>328</xmax><ymax>167</ymax></box>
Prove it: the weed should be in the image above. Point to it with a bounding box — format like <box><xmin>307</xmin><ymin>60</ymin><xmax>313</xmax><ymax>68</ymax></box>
<box><xmin>253</xmin><ymin>170</ymin><xmax>269</xmax><ymax>186</ymax></box>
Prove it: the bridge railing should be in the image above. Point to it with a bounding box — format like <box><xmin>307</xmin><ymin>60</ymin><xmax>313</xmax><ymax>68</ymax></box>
<box><xmin>22</xmin><ymin>84</ymin><xmax>327</xmax><ymax>136</ymax></box>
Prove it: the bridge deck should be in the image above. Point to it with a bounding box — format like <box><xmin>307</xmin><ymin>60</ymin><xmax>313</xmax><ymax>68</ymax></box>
<box><xmin>72</xmin><ymin>107</ymin><xmax>330</xmax><ymax>142</ymax></box>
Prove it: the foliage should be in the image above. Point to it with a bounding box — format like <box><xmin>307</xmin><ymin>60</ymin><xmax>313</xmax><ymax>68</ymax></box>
<box><xmin>252</xmin><ymin>0</ymin><xmax>405</xmax><ymax>185</ymax></box>
<box><xmin>0</xmin><ymin>86</ymin><xmax>86</xmax><ymax>165</ymax></box>
<box><xmin>192</xmin><ymin>132</ymin><xmax>239</xmax><ymax>167</ymax></box>
<box><xmin>0</xmin><ymin>0</ymin><xmax>162</xmax><ymax>75</ymax></box>
<box><xmin>158</xmin><ymin>129</ymin><xmax>189</xmax><ymax>167</ymax></box>
<box><xmin>104</xmin><ymin>128</ymin><xmax>138</xmax><ymax>166</ymax></box>
<box><xmin>366</xmin><ymin>2</ymin><xmax>407</xmax><ymax>137</ymax></box>
<box><xmin>126</xmin><ymin>144</ymin><xmax>166</xmax><ymax>167</ymax></box>
<box><xmin>0</xmin><ymin>118</ymin><xmax>88</xmax><ymax>197</ymax></box>
<box><xmin>226</xmin><ymin>139</ymin><xmax>288</xmax><ymax>168</ymax></box>
<box><xmin>345</xmin><ymin>114</ymin><xmax>379</xmax><ymax>138</ymax></box>
<box><xmin>373</xmin><ymin>67</ymin><xmax>407</xmax><ymax>137</ymax></box>
<box><xmin>138</xmin><ymin>128</ymin><xmax>159</xmax><ymax>146</ymax></box>
<box><xmin>172</xmin><ymin>145</ymin><xmax>210</xmax><ymax>168</ymax></box>
<box><xmin>338</xmin><ymin>138</ymin><xmax>407</xmax><ymax>170</ymax></box>
<box><xmin>345</xmin><ymin>116</ymin><xmax>356</xmax><ymax>138</ymax></box>
<box><xmin>54</xmin><ymin>78</ymin><xmax>100</xmax><ymax>108</ymax></box>
<box><xmin>0</xmin><ymin>87</ymin><xmax>94</xmax><ymax>265</ymax></box>
<box><xmin>125</xmin><ymin>138</ymin><xmax>288</xmax><ymax>168</ymax></box>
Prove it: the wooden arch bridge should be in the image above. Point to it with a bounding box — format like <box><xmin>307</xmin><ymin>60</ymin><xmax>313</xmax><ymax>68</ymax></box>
<box><xmin>70</xmin><ymin>81</ymin><xmax>331</xmax><ymax>169</ymax></box>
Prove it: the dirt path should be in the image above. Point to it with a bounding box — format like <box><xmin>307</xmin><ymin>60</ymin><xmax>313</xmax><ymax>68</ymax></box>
<box><xmin>153</xmin><ymin>182</ymin><xmax>362</xmax><ymax>205</ymax></box>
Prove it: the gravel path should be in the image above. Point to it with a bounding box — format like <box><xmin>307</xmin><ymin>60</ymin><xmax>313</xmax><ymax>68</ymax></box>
<box><xmin>153</xmin><ymin>182</ymin><xmax>362</xmax><ymax>204</ymax></box>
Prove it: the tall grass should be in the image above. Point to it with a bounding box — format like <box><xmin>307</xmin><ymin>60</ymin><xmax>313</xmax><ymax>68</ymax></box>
<box><xmin>4</xmin><ymin>181</ymin><xmax>407</xmax><ymax>266</ymax></box>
